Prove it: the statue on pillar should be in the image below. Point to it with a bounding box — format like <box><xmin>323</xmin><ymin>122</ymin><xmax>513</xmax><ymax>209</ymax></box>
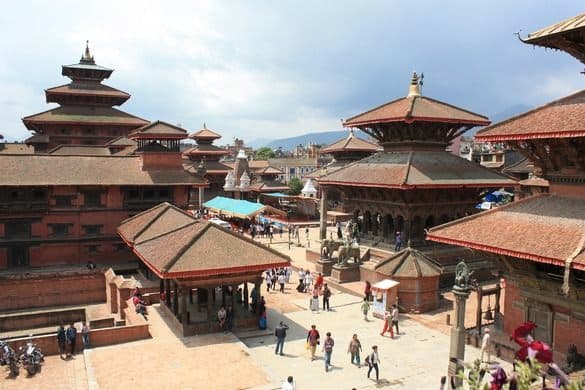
<box><xmin>454</xmin><ymin>260</ymin><xmax>473</xmax><ymax>292</ymax></box>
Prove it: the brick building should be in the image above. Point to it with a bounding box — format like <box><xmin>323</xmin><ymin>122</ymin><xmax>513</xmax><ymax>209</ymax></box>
<box><xmin>427</xmin><ymin>12</ymin><xmax>585</xmax><ymax>363</ymax></box>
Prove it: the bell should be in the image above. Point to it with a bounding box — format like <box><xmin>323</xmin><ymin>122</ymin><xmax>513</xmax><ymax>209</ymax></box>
<box><xmin>484</xmin><ymin>305</ymin><xmax>493</xmax><ymax>321</ymax></box>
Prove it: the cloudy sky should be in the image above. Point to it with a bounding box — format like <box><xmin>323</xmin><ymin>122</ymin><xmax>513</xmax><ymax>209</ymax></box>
<box><xmin>0</xmin><ymin>1</ymin><xmax>583</xmax><ymax>143</ymax></box>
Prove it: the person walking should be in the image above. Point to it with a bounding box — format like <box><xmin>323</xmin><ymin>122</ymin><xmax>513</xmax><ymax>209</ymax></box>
<box><xmin>265</xmin><ymin>271</ymin><xmax>272</xmax><ymax>292</ymax></box>
<box><xmin>361</xmin><ymin>298</ymin><xmax>370</xmax><ymax>321</ymax></box>
<box><xmin>66</xmin><ymin>322</ymin><xmax>77</xmax><ymax>357</ymax></box>
<box><xmin>347</xmin><ymin>334</ymin><xmax>362</xmax><ymax>366</ymax></box>
<box><xmin>278</xmin><ymin>272</ymin><xmax>286</xmax><ymax>293</ymax></box>
<box><xmin>304</xmin><ymin>271</ymin><xmax>312</xmax><ymax>293</ymax></box>
<box><xmin>274</xmin><ymin>321</ymin><xmax>289</xmax><ymax>355</ymax></box>
<box><xmin>322</xmin><ymin>284</ymin><xmax>331</xmax><ymax>311</ymax></box>
<box><xmin>57</xmin><ymin>324</ymin><xmax>66</xmax><ymax>358</ymax></box>
<box><xmin>394</xmin><ymin>231</ymin><xmax>402</xmax><ymax>252</ymax></box>
<box><xmin>322</xmin><ymin>332</ymin><xmax>335</xmax><ymax>372</ymax></box>
<box><xmin>364</xmin><ymin>280</ymin><xmax>372</xmax><ymax>302</ymax></box>
<box><xmin>81</xmin><ymin>321</ymin><xmax>91</xmax><ymax>349</ymax></box>
<box><xmin>306</xmin><ymin>324</ymin><xmax>320</xmax><ymax>361</ymax></box>
<box><xmin>366</xmin><ymin>345</ymin><xmax>380</xmax><ymax>383</ymax></box>
<box><xmin>391</xmin><ymin>304</ymin><xmax>400</xmax><ymax>335</ymax></box>
<box><xmin>380</xmin><ymin>310</ymin><xmax>394</xmax><ymax>338</ymax></box>
<box><xmin>314</xmin><ymin>272</ymin><xmax>324</xmax><ymax>294</ymax></box>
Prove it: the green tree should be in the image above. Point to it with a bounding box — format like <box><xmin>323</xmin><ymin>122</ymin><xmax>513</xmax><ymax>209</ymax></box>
<box><xmin>288</xmin><ymin>177</ymin><xmax>303</xmax><ymax>195</ymax></box>
<box><xmin>255</xmin><ymin>147</ymin><xmax>275</xmax><ymax>160</ymax></box>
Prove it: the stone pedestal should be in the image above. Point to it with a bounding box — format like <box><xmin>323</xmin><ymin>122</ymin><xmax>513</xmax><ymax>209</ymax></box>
<box><xmin>330</xmin><ymin>263</ymin><xmax>361</xmax><ymax>283</ymax></box>
<box><xmin>448</xmin><ymin>287</ymin><xmax>470</xmax><ymax>385</ymax></box>
<box><xmin>315</xmin><ymin>259</ymin><xmax>334</xmax><ymax>276</ymax></box>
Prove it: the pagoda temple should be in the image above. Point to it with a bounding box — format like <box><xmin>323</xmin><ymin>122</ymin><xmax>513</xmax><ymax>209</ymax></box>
<box><xmin>427</xmin><ymin>12</ymin><xmax>585</xmax><ymax>363</ymax></box>
<box><xmin>23</xmin><ymin>43</ymin><xmax>148</xmax><ymax>151</ymax></box>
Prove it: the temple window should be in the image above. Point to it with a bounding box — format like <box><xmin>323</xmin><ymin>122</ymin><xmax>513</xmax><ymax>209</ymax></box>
<box><xmin>54</xmin><ymin>196</ymin><xmax>73</xmax><ymax>207</ymax></box>
<box><xmin>86</xmin><ymin>245</ymin><xmax>100</xmax><ymax>254</ymax></box>
<box><xmin>5</xmin><ymin>222</ymin><xmax>32</xmax><ymax>239</ymax></box>
<box><xmin>50</xmin><ymin>224</ymin><xmax>71</xmax><ymax>237</ymax></box>
<box><xmin>83</xmin><ymin>225</ymin><xmax>103</xmax><ymax>236</ymax></box>
<box><xmin>83</xmin><ymin>191</ymin><xmax>103</xmax><ymax>207</ymax></box>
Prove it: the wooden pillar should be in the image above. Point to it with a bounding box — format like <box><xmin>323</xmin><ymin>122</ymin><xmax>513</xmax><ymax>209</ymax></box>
<box><xmin>165</xmin><ymin>279</ymin><xmax>171</xmax><ymax>306</ymax></box>
<box><xmin>221</xmin><ymin>286</ymin><xmax>226</xmax><ymax>307</ymax></box>
<box><xmin>476</xmin><ymin>288</ymin><xmax>483</xmax><ymax>334</ymax></box>
<box><xmin>253</xmin><ymin>278</ymin><xmax>261</xmax><ymax>314</ymax></box>
<box><xmin>231</xmin><ymin>284</ymin><xmax>237</xmax><ymax>318</ymax></box>
<box><xmin>189</xmin><ymin>288</ymin><xmax>193</xmax><ymax>304</ymax></box>
<box><xmin>159</xmin><ymin>278</ymin><xmax>164</xmax><ymax>295</ymax></box>
<box><xmin>207</xmin><ymin>287</ymin><xmax>214</xmax><ymax>331</ymax></box>
<box><xmin>319</xmin><ymin>188</ymin><xmax>328</xmax><ymax>240</ymax></box>
<box><xmin>243</xmin><ymin>282</ymin><xmax>249</xmax><ymax>309</ymax></box>
<box><xmin>173</xmin><ymin>281</ymin><xmax>179</xmax><ymax>316</ymax></box>
<box><xmin>180</xmin><ymin>286</ymin><xmax>189</xmax><ymax>327</ymax></box>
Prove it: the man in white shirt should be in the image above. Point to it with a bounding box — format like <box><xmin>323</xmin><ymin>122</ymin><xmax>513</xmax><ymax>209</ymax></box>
<box><xmin>281</xmin><ymin>376</ymin><xmax>295</xmax><ymax>390</ymax></box>
<box><xmin>367</xmin><ymin>345</ymin><xmax>380</xmax><ymax>383</ymax></box>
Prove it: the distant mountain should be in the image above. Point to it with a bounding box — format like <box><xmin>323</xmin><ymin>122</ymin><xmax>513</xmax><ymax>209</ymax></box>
<box><xmin>465</xmin><ymin>104</ymin><xmax>533</xmax><ymax>136</ymax></box>
<box><xmin>250</xmin><ymin>130</ymin><xmax>370</xmax><ymax>151</ymax></box>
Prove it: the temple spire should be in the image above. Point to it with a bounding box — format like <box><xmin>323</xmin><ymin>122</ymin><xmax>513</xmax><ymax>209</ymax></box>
<box><xmin>80</xmin><ymin>40</ymin><xmax>95</xmax><ymax>65</ymax></box>
<box><xmin>407</xmin><ymin>72</ymin><xmax>421</xmax><ymax>97</ymax></box>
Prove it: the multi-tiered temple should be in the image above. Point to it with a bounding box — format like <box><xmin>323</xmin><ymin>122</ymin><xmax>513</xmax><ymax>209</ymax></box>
<box><xmin>23</xmin><ymin>43</ymin><xmax>148</xmax><ymax>151</ymax></box>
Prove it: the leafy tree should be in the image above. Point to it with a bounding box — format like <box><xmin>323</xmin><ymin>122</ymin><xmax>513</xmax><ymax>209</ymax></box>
<box><xmin>255</xmin><ymin>147</ymin><xmax>275</xmax><ymax>160</ymax></box>
<box><xmin>288</xmin><ymin>177</ymin><xmax>303</xmax><ymax>195</ymax></box>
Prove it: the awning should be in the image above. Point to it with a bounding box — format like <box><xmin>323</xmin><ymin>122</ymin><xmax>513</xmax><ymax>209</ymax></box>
<box><xmin>263</xmin><ymin>192</ymin><xmax>289</xmax><ymax>197</ymax></box>
<box><xmin>204</xmin><ymin>196</ymin><xmax>286</xmax><ymax>218</ymax></box>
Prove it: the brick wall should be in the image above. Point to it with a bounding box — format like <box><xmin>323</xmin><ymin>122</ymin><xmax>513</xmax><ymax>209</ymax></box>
<box><xmin>0</xmin><ymin>271</ymin><xmax>106</xmax><ymax>311</ymax></box>
<box><xmin>0</xmin><ymin>308</ymin><xmax>85</xmax><ymax>332</ymax></box>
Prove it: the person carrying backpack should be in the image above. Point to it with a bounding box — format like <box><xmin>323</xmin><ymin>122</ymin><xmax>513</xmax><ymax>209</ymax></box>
<box><xmin>366</xmin><ymin>345</ymin><xmax>380</xmax><ymax>383</ymax></box>
<box><xmin>306</xmin><ymin>324</ymin><xmax>320</xmax><ymax>361</ymax></box>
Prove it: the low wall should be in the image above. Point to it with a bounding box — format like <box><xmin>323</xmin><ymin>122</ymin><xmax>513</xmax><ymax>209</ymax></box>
<box><xmin>8</xmin><ymin>323</ymin><xmax>150</xmax><ymax>356</ymax></box>
<box><xmin>0</xmin><ymin>270</ymin><xmax>106</xmax><ymax>311</ymax></box>
<box><xmin>305</xmin><ymin>249</ymin><xmax>320</xmax><ymax>263</ymax></box>
<box><xmin>0</xmin><ymin>308</ymin><xmax>85</xmax><ymax>332</ymax></box>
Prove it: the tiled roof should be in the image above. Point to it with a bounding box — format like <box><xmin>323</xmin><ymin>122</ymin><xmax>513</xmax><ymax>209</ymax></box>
<box><xmin>475</xmin><ymin>90</ymin><xmax>585</xmax><ymax>141</ymax></box>
<box><xmin>268</xmin><ymin>158</ymin><xmax>319</xmax><ymax>167</ymax></box>
<box><xmin>0</xmin><ymin>143</ymin><xmax>34</xmax><ymax>154</ymax></box>
<box><xmin>183</xmin><ymin>144</ymin><xmax>228</xmax><ymax>155</ymax></box>
<box><xmin>344</xmin><ymin>95</ymin><xmax>489</xmax><ymax>127</ymax></box>
<box><xmin>255</xmin><ymin>166</ymin><xmax>283</xmax><ymax>175</ymax></box>
<box><xmin>524</xmin><ymin>12</ymin><xmax>585</xmax><ymax>43</ymax></box>
<box><xmin>248</xmin><ymin>180</ymin><xmax>290</xmax><ymax>193</ymax></box>
<box><xmin>318</xmin><ymin>151</ymin><xmax>515</xmax><ymax>189</ymax></box>
<box><xmin>22</xmin><ymin>106</ymin><xmax>148</xmax><ymax>127</ymax></box>
<box><xmin>375</xmin><ymin>248</ymin><xmax>441</xmax><ymax>277</ymax></box>
<box><xmin>426</xmin><ymin>195</ymin><xmax>585</xmax><ymax>271</ymax></box>
<box><xmin>129</xmin><ymin>120</ymin><xmax>188</xmax><ymax>138</ymax></box>
<box><xmin>320</xmin><ymin>132</ymin><xmax>381</xmax><ymax>154</ymax></box>
<box><xmin>184</xmin><ymin>160</ymin><xmax>232</xmax><ymax>175</ymax></box>
<box><xmin>105</xmin><ymin>136</ymin><xmax>137</xmax><ymax>147</ymax></box>
<box><xmin>501</xmin><ymin>157</ymin><xmax>532</xmax><ymax>174</ymax></box>
<box><xmin>48</xmin><ymin>145</ymin><xmax>112</xmax><ymax>156</ymax></box>
<box><xmin>45</xmin><ymin>82</ymin><xmax>130</xmax><ymax>98</ymax></box>
<box><xmin>189</xmin><ymin>127</ymin><xmax>222</xmax><ymax>140</ymax></box>
<box><xmin>0</xmin><ymin>154</ymin><xmax>206</xmax><ymax>186</ymax></box>
<box><xmin>24</xmin><ymin>134</ymin><xmax>49</xmax><ymax>144</ymax></box>
<box><xmin>118</xmin><ymin>202</ymin><xmax>290</xmax><ymax>278</ymax></box>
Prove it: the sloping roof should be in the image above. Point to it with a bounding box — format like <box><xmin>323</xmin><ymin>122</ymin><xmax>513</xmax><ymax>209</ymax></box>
<box><xmin>375</xmin><ymin>248</ymin><xmax>441</xmax><ymax>277</ymax></box>
<box><xmin>344</xmin><ymin>95</ymin><xmax>489</xmax><ymax>127</ymax></box>
<box><xmin>117</xmin><ymin>202</ymin><xmax>290</xmax><ymax>278</ymax></box>
<box><xmin>426</xmin><ymin>194</ymin><xmax>585</xmax><ymax>271</ymax></box>
<box><xmin>129</xmin><ymin>120</ymin><xmax>188</xmax><ymax>139</ymax></box>
<box><xmin>518</xmin><ymin>177</ymin><xmax>549</xmax><ymax>187</ymax></box>
<box><xmin>268</xmin><ymin>158</ymin><xmax>319</xmax><ymax>167</ymax></box>
<box><xmin>189</xmin><ymin>127</ymin><xmax>222</xmax><ymax>140</ymax></box>
<box><xmin>183</xmin><ymin>144</ymin><xmax>228</xmax><ymax>155</ymax></box>
<box><xmin>22</xmin><ymin>106</ymin><xmax>148</xmax><ymax>128</ymax></box>
<box><xmin>0</xmin><ymin>143</ymin><xmax>34</xmax><ymax>154</ymax></box>
<box><xmin>203</xmin><ymin>196</ymin><xmax>265</xmax><ymax>218</ymax></box>
<box><xmin>184</xmin><ymin>160</ymin><xmax>232</xmax><ymax>175</ymax></box>
<box><xmin>475</xmin><ymin>90</ymin><xmax>585</xmax><ymax>141</ymax></box>
<box><xmin>24</xmin><ymin>134</ymin><xmax>49</xmax><ymax>144</ymax></box>
<box><xmin>255</xmin><ymin>166</ymin><xmax>283</xmax><ymax>175</ymax></box>
<box><xmin>320</xmin><ymin>132</ymin><xmax>381</xmax><ymax>154</ymax></box>
<box><xmin>502</xmin><ymin>157</ymin><xmax>532</xmax><ymax>174</ymax></box>
<box><xmin>48</xmin><ymin>144</ymin><xmax>112</xmax><ymax>156</ymax></box>
<box><xmin>105</xmin><ymin>136</ymin><xmax>137</xmax><ymax>147</ymax></box>
<box><xmin>525</xmin><ymin>13</ymin><xmax>585</xmax><ymax>42</ymax></box>
<box><xmin>45</xmin><ymin>82</ymin><xmax>130</xmax><ymax>98</ymax></box>
<box><xmin>248</xmin><ymin>180</ymin><xmax>290</xmax><ymax>193</ymax></box>
<box><xmin>0</xmin><ymin>154</ymin><xmax>206</xmax><ymax>186</ymax></box>
<box><xmin>318</xmin><ymin>151</ymin><xmax>515</xmax><ymax>189</ymax></box>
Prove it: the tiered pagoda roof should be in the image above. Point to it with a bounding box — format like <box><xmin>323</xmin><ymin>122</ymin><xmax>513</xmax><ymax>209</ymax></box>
<box><xmin>129</xmin><ymin>120</ymin><xmax>188</xmax><ymax>140</ymax></box>
<box><xmin>375</xmin><ymin>247</ymin><xmax>441</xmax><ymax>278</ymax></box>
<box><xmin>118</xmin><ymin>202</ymin><xmax>290</xmax><ymax>278</ymax></box>
<box><xmin>320</xmin><ymin>129</ymin><xmax>380</xmax><ymax>154</ymax></box>
<box><xmin>188</xmin><ymin>124</ymin><xmax>222</xmax><ymax>142</ymax></box>
<box><xmin>23</xmin><ymin>106</ymin><xmax>147</xmax><ymax>129</ymax></box>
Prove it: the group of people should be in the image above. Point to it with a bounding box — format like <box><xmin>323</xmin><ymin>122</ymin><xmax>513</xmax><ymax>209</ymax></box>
<box><xmin>250</xmin><ymin>222</ymin><xmax>282</xmax><ymax>240</ymax></box>
<box><xmin>265</xmin><ymin>267</ymin><xmax>292</xmax><ymax>293</ymax></box>
<box><xmin>56</xmin><ymin>321</ymin><xmax>90</xmax><ymax>359</ymax></box>
<box><xmin>132</xmin><ymin>287</ymin><xmax>148</xmax><ymax>318</ymax></box>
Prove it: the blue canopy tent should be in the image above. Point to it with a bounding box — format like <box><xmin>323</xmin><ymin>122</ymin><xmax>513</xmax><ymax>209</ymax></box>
<box><xmin>203</xmin><ymin>196</ymin><xmax>286</xmax><ymax>219</ymax></box>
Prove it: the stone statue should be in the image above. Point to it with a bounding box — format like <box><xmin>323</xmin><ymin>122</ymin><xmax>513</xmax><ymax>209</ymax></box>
<box><xmin>454</xmin><ymin>260</ymin><xmax>473</xmax><ymax>291</ymax></box>
<box><xmin>320</xmin><ymin>239</ymin><xmax>344</xmax><ymax>261</ymax></box>
<box><xmin>337</xmin><ymin>240</ymin><xmax>360</xmax><ymax>266</ymax></box>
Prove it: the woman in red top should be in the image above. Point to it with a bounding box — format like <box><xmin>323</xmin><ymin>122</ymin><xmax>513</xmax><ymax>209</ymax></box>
<box><xmin>364</xmin><ymin>281</ymin><xmax>372</xmax><ymax>302</ymax></box>
<box><xmin>314</xmin><ymin>273</ymin><xmax>324</xmax><ymax>293</ymax></box>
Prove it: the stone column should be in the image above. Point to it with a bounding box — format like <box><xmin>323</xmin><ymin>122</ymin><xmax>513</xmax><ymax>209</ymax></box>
<box><xmin>180</xmin><ymin>286</ymin><xmax>188</xmax><ymax>327</ymax></box>
<box><xmin>198</xmin><ymin>187</ymin><xmax>204</xmax><ymax>209</ymax></box>
<box><xmin>448</xmin><ymin>284</ymin><xmax>471</xmax><ymax>385</ymax></box>
<box><xmin>319</xmin><ymin>188</ymin><xmax>328</xmax><ymax>241</ymax></box>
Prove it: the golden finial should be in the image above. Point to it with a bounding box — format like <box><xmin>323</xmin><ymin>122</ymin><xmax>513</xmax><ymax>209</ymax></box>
<box><xmin>407</xmin><ymin>71</ymin><xmax>421</xmax><ymax>97</ymax></box>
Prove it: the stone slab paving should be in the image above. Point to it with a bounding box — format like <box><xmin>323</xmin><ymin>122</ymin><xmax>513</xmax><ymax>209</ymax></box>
<box><xmin>245</xmin><ymin>292</ymin><xmax>510</xmax><ymax>389</ymax></box>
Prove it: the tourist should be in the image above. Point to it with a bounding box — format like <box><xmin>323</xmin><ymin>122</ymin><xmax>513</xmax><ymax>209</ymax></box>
<box><xmin>366</xmin><ymin>345</ymin><xmax>380</xmax><ymax>383</ymax></box>
<box><xmin>218</xmin><ymin>306</ymin><xmax>227</xmax><ymax>332</ymax></box>
<box><xmin>274</xmin><ymin>321</ymin><xmax>289</xmax><ymax>355</ymax></box>
<box><xmin>81</xmin><ymin>321</ymin><xmax>91</xmax><ymax>349</ymax></box>
<box><xmin>271</xmin><ymin>272</ymin><xmax>278</xmax><ymax>292</ymax></box>
<box><xmin>298</xmin><ymin>268</ymin><xmax>305</xmax><ymax>283</ymax></box>
<box><xmin>135</xmin><ymin>301</ymin><xmax>147</xmax><ymax>317</ymax></box>
<box><xmin>322</xmin><ymin>283</ymin><xmax>331</xmax><ymax>311</ymax></box>
<box><xmin>258</xmin><ymin>296</ymin><xmax>266</xmax><ymax>315</ymax></box>
<box><xmin>250</xmin><ymin>285</ymin><xmax>258</xmax><ymax>311</ymax></box>
<box><xmin>236</xmin><ymin>287</ymin><xmax>243</xmax><ymax>304</ymax></box>
<box><xmin>347</xmin><ymin>333</ymin><xmax>362</xmax><ymax>366</ymax></box>
<box><xmin>66</xmin><ymin>322</ymin><xmax>77</xmax><ymax>357</ymax></box>
<box><xmin>281</xmin><ymin>376</ymin><xmax>295</xmax><ymax>390</ymax></box>
<box><xmin>265</xmin><ymin>270</ymin><xmax>272</xmax><ymax>292</ymax></box>
<box><xmin>285</xmin><ymin>267</ymin><xmax>292</xmax><ymax>283</ymax></box>
<box><xmin>56</xmin><ymin>324</ymin><xmax>66</xmax><ymax>358</ymax></box>
<box><xmin>380</xmin><ymin>310</ymin><xmax>394</xmax><ymax>338</ymax></box>
<box><xmin>278</xmin><ymin>272</ymin><xmax>286</xmax><ymax>293</ymax></box>
<box><xmin>364</xmin><ymin>280</ymin><xmax>372</xmax><ymax>301</ymax></box>
<box><xmin>306</xmin><ymin>324</ymin><xmax>320</xmax><ymax>361</ymax></box>
<box><xmin>361</xmin><ymin>298</ymin><xmax>370</xmax><ymax>321</ymax></box>
<box><xmin>296</xmin><ymin>278</ymin><xmax>305</xmax><ymax>293</ymax></box>
<box><xmin>322</xmin><ymin>332</ymin><xmax>335</xmax><ymax>372</ymax></box>
<box><xmin>310</xmin><ymin>286</ymin><xmax>320</xmax><ymax>312</ymax></box>
<box><xmin>304</xmin><ymin>271</ymin><xmax>312</xmax><ymax>293</ymax></box>
<box><xmin>314</xmin><ymin>272</ymin><xmax>324</xmax><ymax>294</ymax></box>
<box><xmin>394</xmin><ymin>231</ymin><xmax>402</xmax><ymax>252</ymax></box>
<box><xmin>391</xmin><ymin>304</ymin><xmax>400</xmax><ymax>335</ymax></box>
<box><xmin>481</xmin><ymin>328</ymin><xmax>491</xmax><ymax>363</ymax></box>
<box><xmin>226</xmin><ymin>305</ymin><xmax>234</xmax><ymax>332</ymax></box>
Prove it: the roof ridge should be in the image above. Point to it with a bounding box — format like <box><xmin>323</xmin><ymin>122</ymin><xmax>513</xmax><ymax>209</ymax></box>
<box><xmin>344</xmin><ymin>97</ymin><xmax>407</xmax><ymax>124</ymax></box>
<box><xmin>420</xmin><ymin>96</ymin><xmax>490</xmax><ymax>122</ymax></box>
<box><xmin>476</xmin><ymin>89</ymin><xmax>585</xmax><ymax>138</ymax></box>
<box><xmin>132</xmin><ymin>203</ymin><xmax>172</xmax><ymax>243</ymax></box>
<box><xmin>162</xmin><ymin>222</ymin><xmax>210</xmax><ymax>273</ymax></box>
